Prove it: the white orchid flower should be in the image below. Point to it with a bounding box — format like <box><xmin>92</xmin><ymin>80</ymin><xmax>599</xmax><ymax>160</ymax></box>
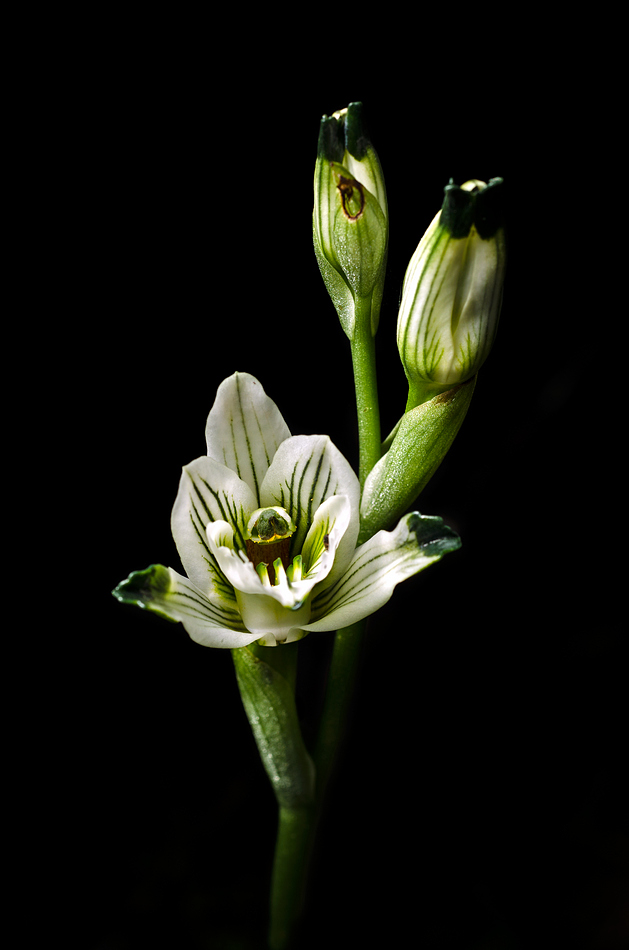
<box><xmin>113</xmin><ymin>372</ymin><xmax>460</xmax><ymax>647</ymax></box>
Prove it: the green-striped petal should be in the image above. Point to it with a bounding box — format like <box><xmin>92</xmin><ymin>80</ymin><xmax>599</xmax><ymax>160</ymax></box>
<box><xmin>259</xmin><ymin>434</ymin><xmax>360</xmax><ymax>581</ymax></box>
<box><xmin>300</xmin><ymin>494</ymin><xmax>351</xmax><ymax>586</ymax></box>
<box><xmin>171</xmin><ymin>455</ymin><xmax>257</xmax><ymax>594</ymax></box>
<box><xmin>304</xmin><ymin>512</ymin><xmax>461</xmax><ymax>632</ymax></box>
<box><xmin>205</xmin><ymin>372</ymin><xmax>291</xmax><ymax>506</ymax></box>
<box><xmin>112</xmin><ymin>564</ymin><xmax>258</xmax><ymax>648</ymax></box>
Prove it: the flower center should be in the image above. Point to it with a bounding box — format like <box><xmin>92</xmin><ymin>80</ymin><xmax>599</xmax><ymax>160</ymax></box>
<box><xmin>245</xmin><ymin>507</ymin><xmax>298</xmax><ymax>586</ymax></box>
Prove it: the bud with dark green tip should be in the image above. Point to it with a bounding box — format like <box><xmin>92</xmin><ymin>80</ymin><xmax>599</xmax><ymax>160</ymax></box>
<box><xmin>397</xmin><ymin>178</ymin><xmax>506</xmax><ymax>409</ymax></box>
<box><xmin>313</xmin><ymin>102</ymin><xmax>388</xmax><ymax>339</ymax></box>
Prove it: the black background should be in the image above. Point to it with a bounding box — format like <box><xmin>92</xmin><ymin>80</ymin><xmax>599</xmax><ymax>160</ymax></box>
<box><xmin>50</xmin><ymin>24</ymin><xmax>626</xmax><ymax>950</ymax></box>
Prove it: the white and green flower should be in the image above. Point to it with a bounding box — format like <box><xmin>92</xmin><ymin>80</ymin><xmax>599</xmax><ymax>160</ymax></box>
<box><xmin>113</xmin><ymin>372</ymin><xmax>460</xmax><ymax>647</ymax></box>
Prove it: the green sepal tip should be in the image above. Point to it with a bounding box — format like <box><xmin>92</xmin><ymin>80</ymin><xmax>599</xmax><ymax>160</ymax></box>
<box><xmin>441</xmin><ymin>177</ymin><xmax>504</xmax><ymax>240</ymax></box>
<box><xmin>111</xmin><ymin>564</ymin><xmax>178</xmax><ymax>623</ymax></box>
<box><xmin>407</xmin><ymin>512</ymin><xmax>462</xmax><ymax>558</ymax></box>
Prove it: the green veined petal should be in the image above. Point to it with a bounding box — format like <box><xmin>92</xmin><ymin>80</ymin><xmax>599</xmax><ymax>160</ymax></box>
<box><xmin>205</xmin><ymin>373</ymin><xmax>291</xmax><ymax>506</ymax></box>
<box><xmin>259</xmin><ymin>435</ymin><xmax>360</xmax><ymax>571</ymax></box>
<box><xmin>305</xmin><ymin>512</ymin><xmax>461</xmax><ymax>631</ymax></box>
<box><xmin>300</xmin><ymin>493</ymin><xmax>351</xmax><ymax>590</ymax></box>
<box><xmin>112</xmin><ymin>564</ymin><xmax>259</xmax><ymax>648</ymax></box>
<box><xmin>171</xmin><ymin>455</ymin><xmax>257</xmax><ymax>592</ymax></box>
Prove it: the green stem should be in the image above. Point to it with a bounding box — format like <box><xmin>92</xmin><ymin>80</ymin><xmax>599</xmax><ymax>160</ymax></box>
<box><xmin>405</xmin><ymin>377</ymin><xmax>456</xmax><ymax>412</ymax></box>
<box><xmin>250</xmin><ymin>639</ymin><xmax>299</xmax><ymax>692</ymax></box>
<box><xmin>267</xmin><ymin>620</ymin><xmax>367</xmax><ymax>949</ymax></box>
<box><xmin>268</xmin><ymin>805</ymin><xmax>317</xmax><ymax>950</ymax></box>
<box><xmin>350</xmin><ymin>298</ymin><xmax>381</xmax><ymax>489</ymax></box>
<box><xmin>266</xmin><ymin>297</ymin><xmax>379</xmax><ymax>947</ymax></box>
<box><xmin>313</xmin><ymin>619</ymin><xmax>366</xmax><ymax>800</ymax></box>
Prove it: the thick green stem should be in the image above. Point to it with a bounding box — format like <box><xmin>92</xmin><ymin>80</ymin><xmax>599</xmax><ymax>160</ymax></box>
<box><xmin>250</xmin><ymin>639</ymin><xmax>299</xmax><ymax>692</ymax></box>
<box><xmin>268</xmin><ymin>620</ymin><xmax>367</xmax><ymax>949</ymax></box>
<box><xmin>268</xmin><ymin>805</ymin><xmax>317</xmax><ymax>950</ymax></box>
<box><xmin>350</xmin><ymin>298</ymin><xmax>381</xmax><ymax>489</ymax></box>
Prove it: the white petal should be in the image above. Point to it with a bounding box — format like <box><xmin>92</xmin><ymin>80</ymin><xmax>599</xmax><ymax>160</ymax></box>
<box><xmin>112</xmin><ymin>564</ymin><xmax>259</xmax><ymax>649</ymax></box>
<box><xmin>235</xmin><ymin>589</ymin><xmax>311</xmax><ymax>647</ymax></box>
<box><xmin>205</xmin><ymin>373</ymin><xmax>291</xmax><ymax>506</ymax></box>
<box><xmin>259</xmin><ymin>435</ymin><xmax>360</xmax><ymax>583</ymax></box>
<box><xmin>304</xmin><ymin>512</ymin><xmax>461</xmax><ymax>632</ymax></box>
<box><xmin>171</xmin><ymin>455</ymin><xmax>257</xmax><ymax>593</ymax></box>
<box><xmin>300</xmin><ymin>494</ymin><xmax>351</xmax><ymax>587</ymax></box>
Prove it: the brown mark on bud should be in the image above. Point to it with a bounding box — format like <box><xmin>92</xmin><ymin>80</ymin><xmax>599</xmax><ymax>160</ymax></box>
<box><xmin>336</xmin><ymin>174</ymin><xmax>365</xmax><ymax>221</ymax></box>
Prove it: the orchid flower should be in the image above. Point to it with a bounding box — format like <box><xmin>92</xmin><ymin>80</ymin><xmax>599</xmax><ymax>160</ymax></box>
<box><xmin>113</xmin><ymin>372</ymin><xmax>460</xmax><ymax>647</ymax></box>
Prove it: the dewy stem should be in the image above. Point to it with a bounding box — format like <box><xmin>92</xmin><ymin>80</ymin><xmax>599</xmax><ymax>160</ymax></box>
<box><xmin>242</xmin><ymin>642</ymin><xmax>315</xmax><ymax>950</ymax></box>
<box><xmin>268</xmin><ymin>804</ymin><xmax>317</xmax><ymax>950</ymax></box>
<box><xmin>268</xmin><ymin>620</ymin><xmax>367</xmax><ymax>949</ymax></box>
<box><xmin>350</xmin><ymin>297</ymin><xmax>381</xmax><ymax>489</ymax></box>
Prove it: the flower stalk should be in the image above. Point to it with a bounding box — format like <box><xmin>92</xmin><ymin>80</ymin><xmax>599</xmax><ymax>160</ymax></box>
<box><xmin>350</xmin><ymin>296</ymin><xmax>382</xmax><ymax>489</ymax></box>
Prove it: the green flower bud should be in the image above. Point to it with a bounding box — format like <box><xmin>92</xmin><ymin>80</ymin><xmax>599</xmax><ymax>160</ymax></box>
<box><xmin>397</xmin><ymin>178</ymin><xmax>506</xmax><ymax>408</ymax></box>
<box><xmin>313</xmin><ymin>102</ymin><xmax>388</xmax><ymax>340</ymax></box>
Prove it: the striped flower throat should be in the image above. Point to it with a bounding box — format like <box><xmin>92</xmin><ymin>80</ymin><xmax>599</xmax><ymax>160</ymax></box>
<box><xmin>245</xmin><ymin>507</ymin><xmax>302</xmax><ymax>587</ymax></box>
